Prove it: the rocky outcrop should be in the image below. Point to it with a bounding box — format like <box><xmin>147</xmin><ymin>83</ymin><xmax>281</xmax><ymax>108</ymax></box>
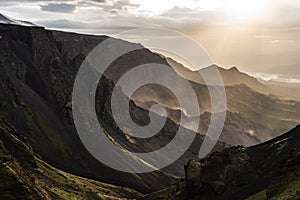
<box><xmin>184</xmin><ymin>125</ymin><xmax>300</xmax><ymax>200</ymax></box>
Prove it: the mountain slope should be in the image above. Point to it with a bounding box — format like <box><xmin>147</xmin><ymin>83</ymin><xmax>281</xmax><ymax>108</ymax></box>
<box><xmin>0</xmin><ymin>22</ymin><xmax>227</xmax><ymax>191</ymax></box>
<box><xmin>0</xmin><ymin>118</ymin><xmax>142</xmax><ymax>200</ymax></box>
<box><xmin>0</xmin><ymin>22</ymin><xmax>173</xmax><ymax>191</ymax></box>
<box><xmin>132</xmin><ymin>81</ymin><xmax>300</xmax><ymax>146</ymax></box>
<box><xmin>52</xmin><ymin>21</ymin><xmax>300</xmax><ymax>146</ymax></box>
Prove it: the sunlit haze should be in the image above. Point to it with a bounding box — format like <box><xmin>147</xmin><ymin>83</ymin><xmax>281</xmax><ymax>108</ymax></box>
<box><xmin>1</xmin><ymin>0</ymin><xmax>299</xmax><ymax>78</ymax></box>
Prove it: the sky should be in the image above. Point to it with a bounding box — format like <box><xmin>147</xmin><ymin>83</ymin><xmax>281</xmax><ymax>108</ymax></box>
<box><xmin>0</xmin><ymin>0</ymin><xmax>300</xmax><ymax>76</ymax></box>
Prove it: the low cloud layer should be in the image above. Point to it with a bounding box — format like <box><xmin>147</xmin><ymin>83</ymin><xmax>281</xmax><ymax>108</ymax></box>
<box><xmin>1</xmin><ymin>0</ymin><xmax>300</xmax><ymax>29</ymax></box>
<box><xmin>41</xmin><ymin>3</ymin><xmax>76</xmax><ymax>13</ymax></box>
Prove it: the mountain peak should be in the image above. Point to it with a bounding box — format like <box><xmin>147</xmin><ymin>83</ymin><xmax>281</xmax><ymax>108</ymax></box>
<box><xmin>201</xmin><ymin>65</ymin><xmax>240</xmax><ymax>73</ymax></box>
<box><xmin>228</xmin><ymin>66</ymin><xmax>239</xmax><ymax>72</ymax></box>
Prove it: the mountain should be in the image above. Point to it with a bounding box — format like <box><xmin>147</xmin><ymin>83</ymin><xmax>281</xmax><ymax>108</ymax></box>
<box><xmin>0</xmin><ymin>21</ymin><xmax>228</xmax><ymax>192</ymax></box>
<box><xmin>145</xmin><ymin>125</ymin><xmax>300</xmax><ymax>200</ymax></box>
<box><xmin>167</xmin><ymin>57</ymin><xmax>300</xmax><ymax>101</ymax></box>
<box><xmin>0</xmin><ymin>15</ymin><xmax>299</xmax><ymax>199</ymax></box>
<box><xmin>77</xmin><ymin>35</ymin><xmax>300</xmax><ymax>146</ymax></box>
<box><xmin>52</xmin><ymin>21</ymin><xmax>300</xmax><ymax>147</ymax></box>
<box><xmin>167</xmin><ymin>58</ymin><xmax>267</xmax><ymax>89</ymax></box>
<box><xmin>0</xmin><ymin>13</ymin><xmax>35</xmax><ymax>26</ymax></box>
<box><xmin>132</xmin><ymin>74</ymin><xmax>300</xmax><ymax>146</ymax></box>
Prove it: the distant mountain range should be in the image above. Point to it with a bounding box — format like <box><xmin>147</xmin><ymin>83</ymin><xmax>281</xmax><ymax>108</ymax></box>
<box><xmin>131</xmin><ymin>57</ymin><xmax>300</xmax><ymax>146</ymax></box>
<box><xmin>168</xmin><ymin>57</ymin><xmax>300</xmax><ymax>101</ymax></box>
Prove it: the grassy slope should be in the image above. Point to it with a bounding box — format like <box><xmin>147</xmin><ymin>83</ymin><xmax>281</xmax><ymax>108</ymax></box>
<box><xmin>270</xmin><ymin>179</ymin><xmax>300</xmax><ymax>200</ymax></box>
<box><xmin>0</xmin><ymin>120</ymin><xmax>142</xmax><ymax>200</ymax></box>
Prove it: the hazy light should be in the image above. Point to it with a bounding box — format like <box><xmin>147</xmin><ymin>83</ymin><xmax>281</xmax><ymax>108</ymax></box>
<box><xmin>130</xmin><ymin>0</ymin><xmax>268</xmax><ymax>21</ymax></box>
<box><xmin>222</xmin><ymin>0</ymin><xmax>268</xmax><ymax>22</ymax></box>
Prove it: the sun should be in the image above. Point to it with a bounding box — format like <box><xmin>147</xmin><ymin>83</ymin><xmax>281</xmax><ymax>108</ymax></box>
<box><xmin>129</xmin><ymin>0</ymin><xmax>268</xmax><ymax>22</ymax></box>
<box><xmin>222</xmin><ymin>0</ymin><xmax>268</xmax><ymax>22</ymax></box>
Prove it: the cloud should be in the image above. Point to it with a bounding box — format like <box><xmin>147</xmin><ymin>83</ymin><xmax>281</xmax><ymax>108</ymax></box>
<box><xmin>109</xmin><ymin>9</ymin><xmax>119</xmax><ymax>16</ymax></box>
<box><xmin>40</xmin><ymin>3</ymin><xmax>76</xmax><ymax>13</ymax></box>
<box><xmin>3</xmin><ymin>0</ymin><xmax>300</xmax><ymax>31</ymax></box>
<box><xmin>90</xmin><ymin>0</ymin><xmax>107</xmax><ymax>2</ymax></box>
<box><xmin>37</xmin><ymin>15</ymin><xmax>153</xmax><ymax>30</ymax></box>
<box><xmin>249</xmin><ymin>72</ymin><xmax>300</xmax><ymax>83</ymax></box>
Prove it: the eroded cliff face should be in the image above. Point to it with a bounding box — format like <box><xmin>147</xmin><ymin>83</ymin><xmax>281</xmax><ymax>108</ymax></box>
<box><xmin>185</xmin><ymin>125</ymin><xmax>300</xmax><ymax>200</ymax></box>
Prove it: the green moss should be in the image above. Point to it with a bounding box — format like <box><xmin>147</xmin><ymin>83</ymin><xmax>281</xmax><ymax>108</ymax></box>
<box><xmin>34</xmin><ymin>113</ymin><xmax>70</xmax><ymax>158</ymax></box>
<box><xmin>246</xmin><ymin>190</ymin><xmax>267</xmax><ymax>200</ymax></box>
<box><xmin>48</xmin><ymin>186</ymin><xmax>78</xmax><ymax>200</ymax></box>
<box><xmin>21</xmin><ymin>106</ymin><xmax>71</xmax><ymax>159</ymax></box>
<box><xmin>0</xmin><ymin>165</ymin><xmax>32</xmax><ymax>200</ymax></box>
<box><xmin>34</xmin><ymin>158</ymin><xmax>142</xmax><ymax>200</ymax></box>
<box><xmin>186</xmin><ymin>161</ymin><xmax>203</xmax><ymax>185</ymax></box>
<box><xmin>270</xmin><ymin>179</ymin><xmax>300</xmax><ymax>200</ymax></box>
<box><xmin>225</xmin><ymin>166</ymin><xmax>236</xmax><ymax>185</ymax></box>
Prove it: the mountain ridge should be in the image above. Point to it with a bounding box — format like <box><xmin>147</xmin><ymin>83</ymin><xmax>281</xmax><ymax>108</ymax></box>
<box><xmin>0</xmin><ymin>13</ymin><xmax>35</xmax><ymax>26</ymax></box>
<box><xmin>167</xmin><ymin>56</ymin><xmax>300</xmax><ymax>101</ymax></box>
